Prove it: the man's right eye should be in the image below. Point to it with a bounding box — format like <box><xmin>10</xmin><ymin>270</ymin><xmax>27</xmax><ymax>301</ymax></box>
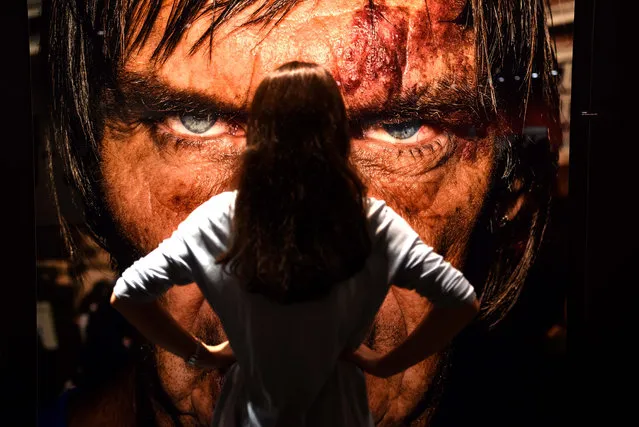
<box><xmin>158</xmin><ymin>114</ymin><xmax>246</xmax><ymax>142</ymax></box>
<box><xmin>381</xmin><ymin>120</ymin><xmax>421</xmax><ymax>140</ymax></box>
<box><xmin>179</xmin><ymin>114</ymin><xmax>218</xmax><ymax>134</ymax></box>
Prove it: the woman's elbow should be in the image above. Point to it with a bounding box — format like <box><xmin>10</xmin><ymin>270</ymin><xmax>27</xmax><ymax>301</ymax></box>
<box><xmin>463</xmin><ymin>295</ymin><xmax>481</xmax><ymax>321</ymax></box>
<box><xmin>110</xmin><ymin>291</ymin><xmax>122</xmax><ymax>308</ymax></box>
<box><xmin>470</xmin><ymin>296</ymin><xmax>480</xmax><ymax>313</ymax></box>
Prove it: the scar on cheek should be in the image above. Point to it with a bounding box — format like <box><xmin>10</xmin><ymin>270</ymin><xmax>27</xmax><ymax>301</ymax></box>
<box><xmin>336</xmin><ymin>5</ymin><xmax>409</xmax><ymax>96</ymax></box>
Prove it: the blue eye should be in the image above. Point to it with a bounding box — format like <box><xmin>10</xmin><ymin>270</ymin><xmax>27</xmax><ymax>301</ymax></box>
<box><xmin>179</xmin><ymin>115</ymin><xmax>217</xmax><ymax>134</ymax></box>
<box><xmin>382</xmin><ymin>119</ymin><xmax>422</xmax><ymax>139</ymax></box>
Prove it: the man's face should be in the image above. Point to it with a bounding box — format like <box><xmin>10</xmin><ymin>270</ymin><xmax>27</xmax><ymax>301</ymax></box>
<box><xmin>101</xmin><ymin>0</ymin><xmax>497</xmax><ymax>425</ymax></box>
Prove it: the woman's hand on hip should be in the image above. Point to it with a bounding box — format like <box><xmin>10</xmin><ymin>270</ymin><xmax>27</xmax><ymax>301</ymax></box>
<box><xmin>197</xmin><ymin>340</ymin><xmax>236</xmax><ymax>370</ymax></box>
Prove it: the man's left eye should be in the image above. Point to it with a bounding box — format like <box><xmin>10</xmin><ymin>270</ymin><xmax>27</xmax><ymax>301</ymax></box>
<box><xmin>381</xmin><ymin>119</ymin><xmax>421</xmax><ymax>139</ymax></box>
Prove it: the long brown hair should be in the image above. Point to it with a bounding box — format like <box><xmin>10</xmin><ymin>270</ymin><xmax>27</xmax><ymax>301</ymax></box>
<box><xmin>216</xmin><ymin>61</ymin><xmax>371</xmax><ymax>303</ymax></box>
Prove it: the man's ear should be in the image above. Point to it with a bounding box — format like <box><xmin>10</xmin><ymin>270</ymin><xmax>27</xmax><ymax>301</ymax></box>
<box><xmin>493</xmin><ymin>177</ymin><xmax>530</xmax><ymax>229</ymax></box>
<box><xmin>501</xmin><ymin>184</ymin><xmax>526</xmax><ymax>225</ymax></box>
<box><xmin>501</xmin><ymin>107</ymin><xmax>560</xmax><ymax>227</ymax></box>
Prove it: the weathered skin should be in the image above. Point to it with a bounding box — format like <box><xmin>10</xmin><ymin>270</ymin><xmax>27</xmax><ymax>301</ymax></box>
<box><xmin>75</xmin><ymin>1</ymin><xmax>500</xmax><ymax>426</ymax></box>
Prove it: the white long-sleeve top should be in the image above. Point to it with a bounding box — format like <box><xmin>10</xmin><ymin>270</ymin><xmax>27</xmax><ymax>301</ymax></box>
<box><xmin>113</xmin><ymin>191</ymin><xmax>476</xmax><ymax>427</ymax></box>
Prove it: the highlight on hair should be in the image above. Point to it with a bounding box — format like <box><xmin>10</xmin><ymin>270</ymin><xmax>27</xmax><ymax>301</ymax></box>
<box><xmin>216</xmin><ymin>62</ymin><xmax>371</xmax><ymax>303</ymax></box>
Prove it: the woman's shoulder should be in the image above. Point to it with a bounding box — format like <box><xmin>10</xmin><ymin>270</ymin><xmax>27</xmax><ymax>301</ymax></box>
<box><xmin>188</xmin><ymin>191</ymin><xmax>237</xmax><ymax>220</ymax></box>
<box><xmin>365</xmin><ymin>195</ymin><xmax>386</xmax><ymax>211</ymax></box>
<box><xmin>175</xmin><ymin>191</ymin><xmax>237</xmax><ymax>236</ymax></box>
<box><xmin>364</xmin><ymin>196</ymin><xmax>416</xmax><ymax>241</ymax></box>
<box><xmin>204</xmin><ymin>190</ymin><xmax>238</xmax><ymax>209</ymax></box>
<box><xmin>364</xmin><ymin>196</ymin><xmax>391</xmax><ymax>222</ymax></box>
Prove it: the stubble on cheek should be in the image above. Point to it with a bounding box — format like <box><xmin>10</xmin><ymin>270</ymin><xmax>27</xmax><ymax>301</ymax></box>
<box><xmin>355</xmin><ymin>132</ymin><xmax>494</xmax><ymax>426</ymax></box>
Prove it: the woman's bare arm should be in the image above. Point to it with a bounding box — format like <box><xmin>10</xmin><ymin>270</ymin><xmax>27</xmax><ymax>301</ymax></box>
<box><xmin>110</xmin><ymin>293</ymin><xmax>235</xmax><ymax>369</ymax></box>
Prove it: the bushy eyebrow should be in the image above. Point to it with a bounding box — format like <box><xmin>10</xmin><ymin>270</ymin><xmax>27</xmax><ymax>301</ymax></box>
<box><xmin>106</xmin><ymin>70</ymin><xmax>489</xmax><ymax>132</ymax></box>
<box><xmin>352</xmin><ymin>81</ymin><xmax>492</xmax><ymax>129</ymax></box>
<box><xmin>105</xmin><ymin>71</ymin><xmax>247</xmax><ymax>121</ymax></box>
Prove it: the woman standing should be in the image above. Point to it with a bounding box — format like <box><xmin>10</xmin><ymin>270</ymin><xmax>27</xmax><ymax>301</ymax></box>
<box><xmin>111</xmin><ymin>61</ymin><xmax>479</xmax><ymax>426</ymax></box>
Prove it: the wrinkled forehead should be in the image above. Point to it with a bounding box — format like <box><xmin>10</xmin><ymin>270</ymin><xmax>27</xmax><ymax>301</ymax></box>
<box><xmin>124</xmin><ymin>0</ymin><xmax>475</xmax><ymax>109</ymax></box>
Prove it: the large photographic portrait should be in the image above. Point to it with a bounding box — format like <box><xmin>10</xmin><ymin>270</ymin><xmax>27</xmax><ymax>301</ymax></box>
<box><xmin>32</xmin><ymin>1</ymin><xmax>573</xmax><ymax>426</ymax></box>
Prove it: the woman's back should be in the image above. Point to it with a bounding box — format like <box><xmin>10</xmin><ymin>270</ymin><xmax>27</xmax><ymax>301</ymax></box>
<box><xmin>191</xmin><ymin>191</ymin><xmax>383</xmax><ymax>426</ymax></box>
<box><xmin>215</xmin><ymin>281</ymin><xmax>378</xmax><ymax>426</ymax></box>
<box><xmin>168</xmin><ymin>191</ymin><xmax>474</xmax><ymax>426</ymax></box>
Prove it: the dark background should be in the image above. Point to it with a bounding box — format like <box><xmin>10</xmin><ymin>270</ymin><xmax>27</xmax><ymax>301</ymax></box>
<box><xmin>3</xmin><ymin>0</ymin><xmax>636</xmax><ymax>426</ymax></box>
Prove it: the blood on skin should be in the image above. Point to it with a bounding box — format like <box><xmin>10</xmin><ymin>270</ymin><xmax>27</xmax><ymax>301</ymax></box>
<box><xmin>335</xmin><ymin>2</ymin><xmax>474</xmax><ymax>104</ymax></box>
<box><xmin>336</xmin><ymin>4</ymin><xmax>409</xmax><ymax>97</ymax></box>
